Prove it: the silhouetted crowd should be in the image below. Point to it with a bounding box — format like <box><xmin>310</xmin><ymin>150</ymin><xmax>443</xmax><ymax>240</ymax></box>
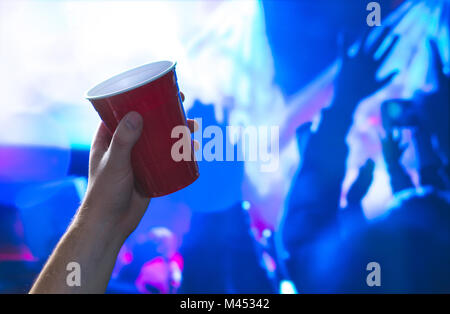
<box><xmin>1</xmin><ymin>19</ymin><xmax>449</xmax><ymax>294</ymax></box>
<box><xmin>280</xmin><ymin>29</ymin><xmax>450</xmax><ymax>293</ymax></box>
<box><xmin>177</xmin><ymin>26</ymin><xmax>450</xmax><ymax>293</ymax></box>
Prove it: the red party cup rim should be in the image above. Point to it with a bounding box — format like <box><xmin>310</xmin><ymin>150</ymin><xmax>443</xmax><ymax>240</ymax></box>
<box><xmin>85</xmin><ymin>60</ymin><xmax>176</xmax><ymax>100</ymax></box>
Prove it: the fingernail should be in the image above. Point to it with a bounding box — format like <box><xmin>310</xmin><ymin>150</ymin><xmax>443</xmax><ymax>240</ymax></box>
<box><xmin>125</xmin><ymin>112</ymin><xmax>142</xmax><ymax>130</ymax></box>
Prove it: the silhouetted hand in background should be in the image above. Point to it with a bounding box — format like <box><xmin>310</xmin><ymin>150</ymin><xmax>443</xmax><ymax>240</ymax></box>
<box><xmin>347</xmin><ymin>159</ymin><xmax>375</xmax><ymax>207</ymax></box>
<box><xmin>381</xmin><ymin>129</ymin><xmax>414</xmax><ymax>193</ymax></box>
<box><xmin>335</xmin><ymin>27</ymin><xmax>399</xmax><ymax>106</ymax></box>
<box><xmin>413</xmin><ymin>127</ymin><xmax>448</xmax><ymax>190</ymax></box>
<box><xmin>381</xmin><ymin>131</ymin><xmax>406</xmax><ymax>165</ymax></box>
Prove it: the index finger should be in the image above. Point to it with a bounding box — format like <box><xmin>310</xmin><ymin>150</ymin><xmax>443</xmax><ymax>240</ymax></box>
<box><xmin>90</xmin><ymin>122</ymin><xmax>112</xmax><ymax>165</ymax></box>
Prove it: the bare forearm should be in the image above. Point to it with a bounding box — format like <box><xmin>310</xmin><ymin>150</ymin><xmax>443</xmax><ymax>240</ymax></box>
<box><xmin>30</xmin><ymin>213</ymin><xmax>126</xmax><ymax>294</ymax></box>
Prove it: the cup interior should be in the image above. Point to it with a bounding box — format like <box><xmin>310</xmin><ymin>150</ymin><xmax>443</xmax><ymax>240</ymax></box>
<box><xmin>86</xmin><ymin>60</ymin><xmax>175</xmax><ymax>100</ymax></box>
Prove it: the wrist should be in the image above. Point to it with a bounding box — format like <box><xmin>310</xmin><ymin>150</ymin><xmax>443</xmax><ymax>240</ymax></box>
<box><xmin>333</xmin><ymin>86</ymin><xmax>361</xmax><ymax>106</ymax></box>
<box><xmin>74</xmin><ymin>205</ymin><xmax>128</xmax><ymax>250</ymax></box>
<box><xmin>321</xmin><ymin>104</ymin><xmax>355</xmax><ymax>136</ymax></box>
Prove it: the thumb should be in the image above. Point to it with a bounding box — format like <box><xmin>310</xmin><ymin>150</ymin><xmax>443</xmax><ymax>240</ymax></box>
<box><xmin>108</xmin><ymin>111</ymin><xmax>143</xmax><ymax>168</ymax></box>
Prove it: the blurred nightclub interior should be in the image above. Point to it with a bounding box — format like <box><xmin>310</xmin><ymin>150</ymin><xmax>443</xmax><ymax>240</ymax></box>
<box><xmin>0</xmin><ymin>0</ymin><xmax>449</xmax><ymax>293</ymax></box>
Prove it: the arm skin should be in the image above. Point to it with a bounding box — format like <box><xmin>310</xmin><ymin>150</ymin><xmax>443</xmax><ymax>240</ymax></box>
<box><xmin>29</xmin><ymin>212</ymin><xmax>128</xmax><ymax>293</ymax></box>
<box><xmin>30</xmin><ymin>110</ymin><xmax>148</xmax><ymax>294</ymax></box>
<box><xmin>31</xmin><ymin>95</ymin><xmax>197</xmax><ymax>294</ymax></box>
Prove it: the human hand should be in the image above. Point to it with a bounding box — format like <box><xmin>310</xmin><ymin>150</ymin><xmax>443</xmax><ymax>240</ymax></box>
<box><xmin>31</xmin><ymin>96</ymin><xmax>197</xmax><ymax>294</ymax></box>
<box><xmin>335</xmin><ymin>26</ymin><xmax>400</xmax><ymax>106</ymax></box>
<box><xmin>78</xmin><ymin>93</ymin><xmax>197</xmax><ymax>242</ymax></box>
<box><xmin>347</xmin><ymin>159</ymin><xmax>375</xmax><ymax>206</ymax></box>
<box><xmin>380</xmin><ymin>126</ymin><xmax>415</xmax><ymax>193</ymax></box>
<box><xmin>381</xmin><ymin>130</ymin><xmax>407</xmax><ymax>165</ymax></box>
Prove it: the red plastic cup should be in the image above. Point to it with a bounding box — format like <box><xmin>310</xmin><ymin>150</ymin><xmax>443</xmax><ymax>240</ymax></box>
<box><xmin>86</xmin><ymin>61</ymin><xmax>199</xmax><ymax>197</ymax></box>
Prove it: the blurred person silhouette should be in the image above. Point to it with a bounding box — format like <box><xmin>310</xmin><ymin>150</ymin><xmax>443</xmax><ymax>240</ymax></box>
<box><xmin>176</xmin><ymin>102</ymin><xmax>274</xmax><ymax>293</ymax></box>
<box><xmin>297</xmin><ymin>37</ymin><xmax>450</xmax><ymax>292</ymax></box>
<box><xmin>413</xmin><ymin>40</ymin><xmax>449</xmax><ymax>188</ymax></box>
<box><xmin>420</xmin><ymin>40</ymin><xmax>449</xmax><ymax>166</ymax></box>
<box><xmin>414</xmin><ymin>128</ymin><xmax>449</xmax><ymax>190</ymax></box>
<box><xmin>107</xmin><ymin>227</ymin><xmax>182</xmax><ymax>294</ymax></box>
<box><xmin>380</xmin><ymin>100</ymin><xmax>415</xmax><ymax>193</ymax></box>
<box><xmin>179</xmin><ymin>202</ymin><xmax>275</xmax><ymax>294</ymax></box>
<box><xmin>0</xmin><ymin>204</ymin><xmax>38</xmax><ymax>293</ymax></box>
<box><xmin>346</xmin><ymin>160</ymin><xmax>375</xmax><ymax>212</ymax></box>
<box><xmin>380</xmin><ymin>40</ymin><xmax>450</xmax><ymax>192</ymax></box>
<box><xmin>280</xmin><ymin>25</ymin><xmax>400</xmax><ymax>292</ymax></box>
<box><xmin>339</xmin><ymin>159</ymin><xmax>375</xmax><ymax>237</ymax></box>
<box><xmin>304</xmin><ymin>188</ymin><xmax>450</xmax><ymax>293</ymax></box>
<box><xmin>315</xmin><ymin>139</ymin><xmax>450</xmax><ymax>292</ymax></box>
<box><xmin>278</xmin><ymin>93</ymin><xmax>450</xmax><ymax>293</ymax></box>
<box><xmin>173</xmin><ymin>101</ymin><xmax>244</xmax><ymax>213</ymax></box>
<box><xmin>383</xmin><ymin>40</ymin><xmax>450</xmax><ymax>182</ymax></box>
<box><xmin>381</xmin><ymin>98</ymin><xmax>448</xmax><ymax>192</ymax></box>
<box><xmin>333</xmin><ymin>46</ymin><xmax>450</xmax><ymax>291</ymax></box>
